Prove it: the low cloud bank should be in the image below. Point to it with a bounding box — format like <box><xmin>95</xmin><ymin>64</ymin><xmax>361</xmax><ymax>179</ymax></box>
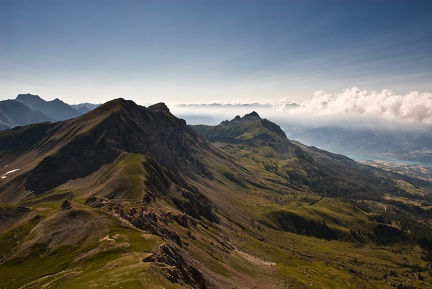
<box><xmin>171</xmin><ymin>87</ymin><xmax>432</xmax><ymax>129</ymax></box>
<box><xmin>283</xmin><ymin>87</ymin><xmax>432</xmax><ymax>124</ymax></box>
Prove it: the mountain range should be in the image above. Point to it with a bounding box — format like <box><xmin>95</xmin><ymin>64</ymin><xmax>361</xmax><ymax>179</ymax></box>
<box><xmin>1</xmin><ymin>98</ymin><xmax>431</xmax><ymax>288</ymax></box>
<box><xmin>0</xmin><ymin>94</ymin><xmax>97</xmax><ymax>130</ymax></box>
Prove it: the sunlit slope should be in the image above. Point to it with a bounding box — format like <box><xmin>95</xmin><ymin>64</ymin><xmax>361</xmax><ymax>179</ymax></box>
<box><xmin>0</xmin><ymin>202</ymin><xmax>164</xmax><ymax>289</ymax></box>
<box><xmin>192</xmin><ymin>112</ymin><xmax>404</xmax><ymax>200</ymax></box>
<box><xmin>192</xmin><ymin>111</ymin><xmax>432</xmax><ymax>288</ymax></box>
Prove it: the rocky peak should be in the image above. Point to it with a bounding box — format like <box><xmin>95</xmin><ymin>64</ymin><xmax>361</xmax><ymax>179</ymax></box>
<box><xmin>244</xmin><ymin>111</ymin><xmax>260</xmax><ymax>119</ymax></box>
<box><xmin>221</xmin><ymin>111</ymin><xmax>262</xmax><ymax>126</ymax></box>
<box><xmin>148</xmin><ymin>102</ymin><xmax>170</xmax><ymax>113</ymax></box>
<box><xmin>144</xmin><ymin>242</ymin><xmax>206</xmax><ymax>288</ymax></box>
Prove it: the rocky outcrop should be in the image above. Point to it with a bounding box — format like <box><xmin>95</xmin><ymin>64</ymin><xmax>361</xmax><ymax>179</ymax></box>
<box><xmin>85</xmin><ymin>197</ymin><xmax>200</xmax><ymax>247</ymax></box>
<box><xmin>126</xmin><ymin>210</ymin><xmax>183</xmax><ymax>247</ymax></box>
<box><xmin>142</xmin><ymin>157</ymin><xmax>219</xmax><ymax>223</ymax></box>
<box><xmin>144</xmin><ymin>242</ymin><xmax>206</xmax><ymax>289</ymax></box>
<box><xmin>60</xmin><ymin>200</ymin><xmax>72</xmax><ymax>210</ymax></box>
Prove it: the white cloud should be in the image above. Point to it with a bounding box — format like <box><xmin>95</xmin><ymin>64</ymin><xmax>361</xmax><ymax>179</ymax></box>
<box><xmin>169</xmin><ymin>87</ymin><xmax>432</xmax><ymax>129</ymax></box>
<box><xmin>272</xmin><ymin>97</ymin><xmax>299</xmax><ymax>111</ymax></box>
<box><xmin>283</xmin><ymin>87</ymin><xmax>432</xmax><ymax>124</ymax></box>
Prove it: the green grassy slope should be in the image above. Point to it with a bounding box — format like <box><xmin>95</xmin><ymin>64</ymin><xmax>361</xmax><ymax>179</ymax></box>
<box><xmin>0</xmin><ymin>202</ymin><xmax>163</xmax><ymax>289</ymax></box>
<box><xmin>191</xmin><ymin>112</ymin><xmax>432</xmax><ymax>288</ymax></box>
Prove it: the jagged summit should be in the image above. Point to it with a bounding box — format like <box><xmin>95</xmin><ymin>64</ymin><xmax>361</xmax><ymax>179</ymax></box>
<box><xmin>193</xmin><ymin>111</ymin><xmax>287</xmax><ymax>145</ymax></box>
<box><xmin>244</xmin><ymin>111</ymin><xmax>260</xmax><ymax>118</ymax></box>
<box><xmin>222</xmin><ymin>111</ymin><xmax>261</xmax><ymax>125</ymax></box>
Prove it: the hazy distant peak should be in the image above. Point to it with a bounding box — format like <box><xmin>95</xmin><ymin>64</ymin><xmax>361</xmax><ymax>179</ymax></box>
<box><xmin>16</xmin><ymin>93</ymin><xmax>44</xmax><ymax>103</ymax></box>
<box><xmin>0</xmin><ymin>99</ymin><xmax>54</xmax><ymax>129</ymax></box>
<box><xmin>16</xmin><ymin>93</ymin><xmax>82</xmax><ymax>121</ymax></box>
<box><xmin>70</xmin><ymin>103</ymin><xmax>100</xmax><ymax>110</ymax></box>
<box><xmin>17</xmin><ymin>93</ymin><xmax>41</xmax><ymax>98</ymax></box>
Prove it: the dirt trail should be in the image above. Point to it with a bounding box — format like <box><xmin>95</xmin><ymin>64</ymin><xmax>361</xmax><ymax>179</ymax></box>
<box><xmin>235</xmin><ymin>249</ymin><xmax>276</xmax><ymax>266</ymax></box>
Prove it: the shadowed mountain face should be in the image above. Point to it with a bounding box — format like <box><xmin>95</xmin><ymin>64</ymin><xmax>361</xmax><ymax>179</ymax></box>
<box><xmin>1</xmin><ymin>99</ymin><xmax>432</xmax><ymax>288</ymax></box>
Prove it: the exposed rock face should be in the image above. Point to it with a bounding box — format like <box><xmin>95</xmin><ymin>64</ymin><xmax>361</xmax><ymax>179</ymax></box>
<box><xmin>142</xmin><ymin>158</ymin><xmax>219</xmax><ymax>223</ymax></box>
<box><xmin>126</xmin><ymin>210</ymin><xmax>183</xmax><ymax>247</ymax></box>
<box><xmin>60</xmin><ymin>200</ymin><xmax>72</xmax><ymax>210</ymax></box>
<box><xmin>144</xmin><ymin>242</ymin><xmax>206</xmax><ymax>289</ymax></box>
<box><xmin>85</xmin><ymin>191</ymin><xmax>210</xmax><ymax>248</ymax></box>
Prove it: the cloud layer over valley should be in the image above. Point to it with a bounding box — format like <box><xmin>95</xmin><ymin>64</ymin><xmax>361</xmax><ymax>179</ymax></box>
<box><xmin>172</xmin><ymin>87</ymin><xmax>432</xmax><ymax>129</ymax></box>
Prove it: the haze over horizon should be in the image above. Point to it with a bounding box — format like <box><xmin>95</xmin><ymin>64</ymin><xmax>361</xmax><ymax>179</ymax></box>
<box><xmin>1</xmin><ymin>0</ymin><xmax>432</xmax><ymax>119</ymax></box>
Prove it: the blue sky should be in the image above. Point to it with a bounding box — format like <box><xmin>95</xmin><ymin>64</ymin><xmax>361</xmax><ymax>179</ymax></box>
<box><xmin>1</xmin><ymin>0</ymin><xmax>432</xmax><ymax>105</ymax></box>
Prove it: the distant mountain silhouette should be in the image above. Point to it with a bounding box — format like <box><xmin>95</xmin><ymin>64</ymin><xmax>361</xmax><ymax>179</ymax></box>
<box><xmin>0</xmin><ymin>99</ymin><xmax>54</xmax><ymax>130</ymax></box>
<box><xmin>16</xmin><ymin>93</ymin><xmax>81</xmax><ymax>121</ymax></box>
<box><xmin>0</xmin><ymin>94</ymin><xmax>99</xmax><ymax>130</ymax></box>
<box><xmin>70</xmin><ymin>102</ymin><xmax>100</xmax><ymax>114</ymax></box>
